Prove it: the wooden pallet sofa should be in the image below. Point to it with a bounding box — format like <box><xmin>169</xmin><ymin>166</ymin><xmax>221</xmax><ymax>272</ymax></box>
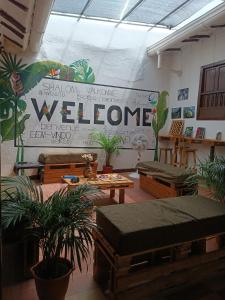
<box><xmin>38</xmin><ymin>152</ymin><xmax>98</xmax><ymax>184</ymax></box>
<box><xmin>93</xmin><ymin>195</ymin><xmax>225</xmax><ymax>300</ymax></box>
<box><xmin>137</xmin><ymin>161</ymin><xmax>195</xmax><ymax>198</ymax></box>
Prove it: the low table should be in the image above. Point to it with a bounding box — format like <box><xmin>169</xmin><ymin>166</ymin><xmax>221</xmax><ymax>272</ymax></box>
<box><xmin>63</xmin><ymin>174</ymin><xmax>134</xmax><ymax>204</ymax></box>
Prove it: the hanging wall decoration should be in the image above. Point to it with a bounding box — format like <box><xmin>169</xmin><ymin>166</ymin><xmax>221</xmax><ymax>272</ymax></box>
<box><xmin>178</xmin><ymin>88</ymin><xmax>189</xmax><ymax>100</ymax></box>
<box><xmin>171</xmin><ymin>107</ymin><xmax>181</xmax><ymax>119</ymax></box>
<box><xmin>183</xmin><ymin>106</ymin><xmax>195</xmax><ymax>118</ymax></box>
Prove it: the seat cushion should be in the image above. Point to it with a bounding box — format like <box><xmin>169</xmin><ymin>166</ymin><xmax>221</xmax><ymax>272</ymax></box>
<box><xmin>38</xmin><ymin>152</ymin><xmax>97</xmax><ymax>164</ymax></box>
<box><xmin>137</xmin><ymin>161</ymin><xmax>193</xmax><ymax>185</ymax></box>
<box><xmin>96</xmin><ymin>195</ymin><xmax>225</xmax><ymax>255</ymax></box>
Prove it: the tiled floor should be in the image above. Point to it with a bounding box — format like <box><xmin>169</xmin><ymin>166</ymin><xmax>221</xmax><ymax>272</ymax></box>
<box><xmin>2</xmin><ymin>174</ymin><xmax>225</xmax><ymax>300</ymax></box>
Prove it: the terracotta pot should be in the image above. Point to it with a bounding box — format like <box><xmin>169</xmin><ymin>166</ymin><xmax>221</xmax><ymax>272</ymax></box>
<box><xmin>31</xmin><ymin>258</ymin><xmax>73</xmax><ymax>300</ymax></box>
<box><xmin>102</xmin><ymin>165</ymin><xmax>113</xmax><ymax>174</ymax></box>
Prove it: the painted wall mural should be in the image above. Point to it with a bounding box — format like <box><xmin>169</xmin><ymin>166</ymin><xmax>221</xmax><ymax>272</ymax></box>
<box><xmin>0</xmin><ymin>52</ymin><xmax>157</xmax><ymax>159</ymax></box>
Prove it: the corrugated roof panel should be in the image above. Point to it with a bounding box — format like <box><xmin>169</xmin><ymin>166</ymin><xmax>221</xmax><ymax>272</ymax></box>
<box><xmin>52</xmin><ymin>0</ymin><xmax>221</xmax><ymax>28</ymax></box>
<box><xmin>85</xmin><ymin>0</ymin><xmax>139</xmax><ymax>20</ymax></box>
<box><xmin>52</xmin><ymin>0</ymin><xmax>88</xmax><ymax>15</ymax></box>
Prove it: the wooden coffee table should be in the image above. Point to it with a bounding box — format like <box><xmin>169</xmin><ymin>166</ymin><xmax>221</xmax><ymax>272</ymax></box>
<box><xmin>62</xmin><ymin>174</ymin><xmax>134</xmax><ymax>204</ymax></box>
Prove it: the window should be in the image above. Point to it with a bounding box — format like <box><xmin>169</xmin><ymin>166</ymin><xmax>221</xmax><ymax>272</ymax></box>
<box><xmin>197</xmin><ymin>59</ymin><xmax>225</xmax><ymax>120</ymax></box>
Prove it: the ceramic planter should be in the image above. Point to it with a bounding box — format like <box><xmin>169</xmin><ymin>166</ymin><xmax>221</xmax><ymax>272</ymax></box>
<box><xmin>31</xmin><ymin>258</ymin><xmax>73</xmax><ymax>300</ymax></box>
<box><xmin>102</xmin><ymin>165</ymin><xmax>113</xmax><ymax>174</ymax></box>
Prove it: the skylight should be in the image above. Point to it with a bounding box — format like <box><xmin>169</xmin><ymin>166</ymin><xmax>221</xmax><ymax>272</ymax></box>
<box><xmin>52</xmin><ymin>0</ymin><xmax>224</xmax><ymax>29</ymax></box>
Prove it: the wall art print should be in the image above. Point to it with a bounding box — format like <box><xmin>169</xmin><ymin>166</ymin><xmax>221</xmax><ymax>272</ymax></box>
<box><xmin>0</xmin><ymin>52</ymin><xmax>158</xmax><ymax>151</ymax></box>
<box><xmin>178</xmin><ymin>88</ymin><xmax>189</xmax><ymax>100</ymax></box>
<box><xmin>184</xmin><ymin>126</ymin><xmax>193</xmax><ymax>137</ymax></box>
<box><xmin>195</xmin><ymin>127</ymin><xmax>205</xmax><ymax>139</ymax></box>
<box><xmin>171</xmin><ymin>107</ymin><xmax>181</xmax><ymax>119</ymax></box>
<box><xmin>183</xmin><ymin>106</ymin><xmax>195</xmax><ymax>118</ymax></box>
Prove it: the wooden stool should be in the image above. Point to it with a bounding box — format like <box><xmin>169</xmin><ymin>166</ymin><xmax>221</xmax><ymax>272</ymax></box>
<box><xmin>181</xmin><ymin>148</ymin><xmax>197</xmax><ymax>168</ymax></box>
<box><xmin>159</xmin><ymin>147</ymin><xmax>173</xmax><ymax>164</ymax></box>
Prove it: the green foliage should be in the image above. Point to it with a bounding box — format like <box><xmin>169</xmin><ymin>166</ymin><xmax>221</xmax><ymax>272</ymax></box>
<box><xmin>152</xmin><ymin>91</ymin><xmax>169</xmax><ymax>161</ymax></box>
<box><xmin>1</xmin><ymin>176</ymin><xmax>97</xmax><ymax>276</ymax></box>
<box><xmin>0</xmin><ymin>112</ymin><xmax>30</xmax><ymax>141</ymax></box>
<box><xmin>70</xmin><ymin>60</ymin><xmax>95</xmax><ymax>83</ymax></box>
<box><xmin>152</xmin><ymin>91</ymin><xmax>169</xmax><ymax>136</ymax></box>
<box><xmin>90</xmin><ymin>131</ymin><xmax>123</xmax><ymax>166</ymax></box>
<box><xmin>199</xmin><ymin>157</ymin><xmax>225</xmax><ymax>202</ymax></box>
<box><xmin>20</xmin><ymin>60</ymin><xmax>65</xmax><ymax>94</ymax></box>
<box><xmin>0</xmin><ymin>52</ymin><xmax>27</xmax><ymax>79</ymax></box>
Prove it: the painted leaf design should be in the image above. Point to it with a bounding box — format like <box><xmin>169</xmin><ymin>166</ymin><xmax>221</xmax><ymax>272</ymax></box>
<box><xmin>59</xmin><ymin>65</ymin><xmax>75</xmax><ymax>81</ymax></box>
<box><xmin>157</xmin><ymin>108</ymin><xmax>168</xmax><ymax>132</ymax></box>
<box><xmin>152</xmin><ymin>117</ymin><xmax>158</xmax><ymax>136</ymax></box>
<box><xmin>20</xmin><ymin>61</ymin><xmax>65</xmax><ymax>94</ymax></box>
<box><xmin>156</xmin><ymin>91</ymin><xmax>169</xmax><ymax>131</ymax></box>
<box><xmin>70</xmin><ymin>60</ymin><xmax>95</xmax><ymax>83</ymax></box>
<box><xmin>0</xmin><ymin>112</ymin><xmax>30</xmax><ymax>141</ymax></box>
<box><xmin>17</xmin><ymin>98</ymin><xmax>27</xmax><ymax>111</ymax></box>
<box><xmin>0</xmin><ymin>78</ymin><xmax>13</xmax><ymax>99</ymax></box>
<box><xmin>0</xmin><ymin>98</ymin><xmax>15</xmax><ymax>119</ymax></box>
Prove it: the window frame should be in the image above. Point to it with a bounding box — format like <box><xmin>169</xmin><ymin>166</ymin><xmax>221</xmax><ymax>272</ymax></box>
<box><xmin>197</xmin><ymin>59</ymin><xmax>225</xmax><ymax>120</ymax></box>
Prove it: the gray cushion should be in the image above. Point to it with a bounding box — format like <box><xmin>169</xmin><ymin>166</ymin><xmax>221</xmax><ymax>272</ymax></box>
<box><xmin>96</xmin><ymin>195</ymin><xmax>225</xmax><ymax>255</ymax></box>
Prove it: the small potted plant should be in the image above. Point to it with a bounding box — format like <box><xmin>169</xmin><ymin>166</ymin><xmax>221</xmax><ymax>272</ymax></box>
<box><xmin>2</xmin><ymin>176</ymin><xmax>96</xmax><ymax>300</ymax></box>
<box><xmin>90</xmin><ymin>131</ymin><xmax>123</xmax><ymax>173</ymax></box>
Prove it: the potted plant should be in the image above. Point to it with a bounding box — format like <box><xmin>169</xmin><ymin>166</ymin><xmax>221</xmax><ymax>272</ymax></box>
<box><xmin>198</xmin><ymin>156</ymin><xmax>225</xmax><ymax>202</ymax></box>
<box><xmin>1</xmin><ymin>176</ymin><xmax>39</xmax><ymax>285</ymax></box>
<box><xmin>90</xmin><ymin>131</ymin><xmax>123</xmax><ymax>173</ymax></box>
<box><xmin>2</xmin><ymin>176</ymin><xmax>96</xmax><ymax>300</ymax></box>
<box><xmin>151</xmin><ymin>91</ymin><xmax>169</xmax><ymax>161</ymax></box>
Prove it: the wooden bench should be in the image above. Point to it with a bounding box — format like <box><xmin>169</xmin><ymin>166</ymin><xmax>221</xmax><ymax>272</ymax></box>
<box><xmin>38</xmin><ymin>152</ymin><xmax>98</xmax><ymax>184</ymax></box>
<box><xmin>93</xmin><ymin>229</ymin><xmax>225</xmax><ymax>300</ymax></box>
<box><xmin>137</xmin><ymin>161</ymin><xmax>195</xmax><ymax>198</ymax></box>
<box><xmin>94</xmin><ymin>196</ymin><xmax>225</xmax><ymax>299</ymax></box>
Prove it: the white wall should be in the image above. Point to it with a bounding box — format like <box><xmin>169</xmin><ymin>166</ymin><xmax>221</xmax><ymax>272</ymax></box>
<box><xmin>1</xmin><ymin>15</ymin><xmax>172</xmax><ymax>176</ymax></box>
<box><xmin>161</xmin><ymin>28</ymin><xmax>225</xmax><ymax>160</ymax></box>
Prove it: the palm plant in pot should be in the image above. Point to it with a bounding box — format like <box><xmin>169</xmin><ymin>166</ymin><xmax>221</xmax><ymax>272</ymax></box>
<box><xmin>1</xmin><ymin>176</ymin><xmax>96</xmax><ymax>300</ymax></box>
<box><xmin>90</xmin><ymin>131</ymin><xmax>123</xmax><ymax>173</ymax></box>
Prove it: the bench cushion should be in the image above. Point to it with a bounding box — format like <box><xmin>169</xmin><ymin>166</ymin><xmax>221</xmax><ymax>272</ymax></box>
<box><xmin>38</xmin><ymin>152</ymin><xmax>97</xmax><ymax>164</ymax></box>
<box><xmin>137</xmin><ymin>161</ymin><xmax>193</xmax><ymax>185</ymax></box>
<box><xmin>96</xmin><ymin>196</ymin><xmax>225</xmax><ymax>255</ymax></box>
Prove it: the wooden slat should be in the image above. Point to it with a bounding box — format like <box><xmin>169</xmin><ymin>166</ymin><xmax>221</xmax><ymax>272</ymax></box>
<box><xmin>139</xmin><ymin>174</ymin><xmax>177</xmax><ymax>198</ymax></box>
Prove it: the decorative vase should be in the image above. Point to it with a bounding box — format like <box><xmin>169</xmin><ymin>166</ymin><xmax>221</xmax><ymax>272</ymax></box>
<box><xmin>83</xmin><ymin>162</ymin><xmax>93</xmax><ymax>179</ymax></box>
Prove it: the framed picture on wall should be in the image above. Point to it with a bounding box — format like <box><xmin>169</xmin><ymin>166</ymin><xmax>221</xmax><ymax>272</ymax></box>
<box><xmin>183</xmin><ymin>106</ymin><xmax>195</xmax><ymax>118</ymax></box>
<box><xmin>178</xmin><ymin>88</ymin><xmax>189</xmax><ymax>100</ymax></box>
<box><xmin>171</xmin><ymin>107</ymin><xmax>181</xmax><ymax>119</ymax></box>
<box><xmin>184</xmin><ymin>126</ymin><xmax>193</xmax><ymax>137</ymax></box>
<box><xmin>195</xmin><ymin>127</ymin><xmax>205</xmax><ymax>139</ymax></box>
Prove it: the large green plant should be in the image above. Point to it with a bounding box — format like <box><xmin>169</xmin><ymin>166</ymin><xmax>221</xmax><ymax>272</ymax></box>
<box><xmin>199</xmin><ymin>157</ymin><xmax>225</xmax><ymax>202</ymax></box>
<box><xmin>1</xmin><ymin>176</ymin><xmax>96</xmax><ymax>278</ymax></box>
<box><xmin>90</xmin><ymin>131</ymin><xmax>123</xmax><ymax>167</ymax></box>
<box><xmin>152</xmin><ymin>91</ymin><xmax>169</xmax><ymax>161</ymax></box>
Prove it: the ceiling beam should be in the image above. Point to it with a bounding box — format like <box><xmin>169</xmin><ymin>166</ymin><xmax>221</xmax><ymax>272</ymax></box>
<box><xmin>148</xmin><ymin>0</ymin><xmax>192</xmax><ymax>31</ymax></box>
<box><xmin>116</xmin><ymin>0</ymin><xmax>146</xmax><ymax>27</ymax></box>
<box><xmin>77</xmin><ymin>0</ymin><xmax>94</xmax><ymax>22</ymax></box>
